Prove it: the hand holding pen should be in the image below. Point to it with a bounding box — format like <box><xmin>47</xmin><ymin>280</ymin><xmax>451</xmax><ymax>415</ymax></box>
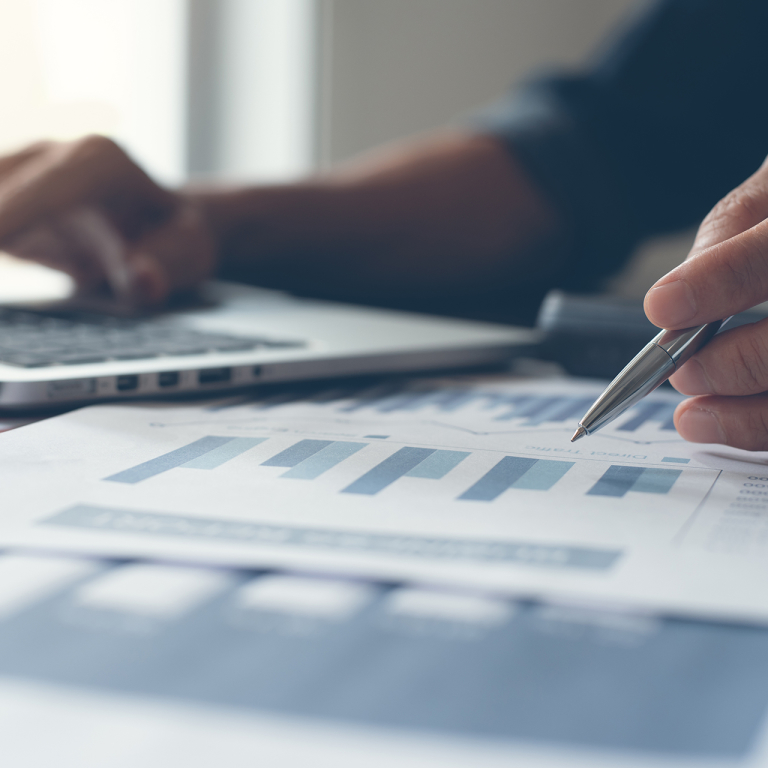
<box><xmin>576</xmin><ymin>156</ymin><xmax>768</xmax><ymax>451</ymax></box>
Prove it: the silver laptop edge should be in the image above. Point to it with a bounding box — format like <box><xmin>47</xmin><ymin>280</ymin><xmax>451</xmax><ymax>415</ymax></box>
<box><xmin>0</xmin><ymin>281</ymin><xmax>540</xmax><ymax>409</ymax></box>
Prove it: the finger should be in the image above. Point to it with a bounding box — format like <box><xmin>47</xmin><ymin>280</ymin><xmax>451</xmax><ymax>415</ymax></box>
<box><xmin>693</xmin><ymin>154</ymin><xmax>768</xmax><ymax>250</ymax></box>
<box><xmin>669</xmin><ymin>319</ymin><xmax>768</xmax><ymax>397</ymax></box>
<box><xmin>645</xmin><ymin>161</ymin><xmax>768</xmax><ymax>329</ymax></box>
<box><xmin>124</xmin><ymin>202</ymin><xmax>216</xmax><ymax>306</ymax></box>
<box><xmin>0</xmin><ymin>136</ymin><xmax>174</xmax><ymax>245</ymax></box>
<box><xmin>674</xmin><ymin>394</ymin><xmax>768</xmax><ymax>451</ymax></box>
<box><xmin>57</xmin><ymin>208</ymin><xmax>134</xmax><ymax>300</ymax></box>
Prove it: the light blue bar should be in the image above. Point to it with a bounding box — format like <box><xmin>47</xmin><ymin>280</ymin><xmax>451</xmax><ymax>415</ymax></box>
<box><xmin>632</xmin><ymin>468</ymin><xmax>682</xmax><ymax>494</ymax></box>
<box><xmin>511</xmin><ymin>460</ymin><xmax>574</xmax><ymax>490</ymax></box>
<box><xmin>182</xmin><ymin>438</ymin><xmax>266</xmax><ymax>470</ymax></box>
<box><xmin>262</xmin><ymin>439</ymin><xmax>333</xmax><ymax>467</ymax></box>
<box><xmin>662</xmin><ymin>457</ymin><xmax>690</xmax><ymax>464</ymax></box>
<box><xmin>406</xmin><ymin>450</ymin><xmax>469</xmax><ymax>479</ymax></box>
<box><xmin>343</xmin><ymin>447</ymin><xmax>435</xmax><ymax>495</ymax></box>
<box><xmin>105</xmin><ymin>436</ymin><xmax>233</xmax><ymax>484</ymax></box>
<box><xmin>282</xmin><ymin>441</ymin><xmax>366</xmax><ymax>479</ymax></box>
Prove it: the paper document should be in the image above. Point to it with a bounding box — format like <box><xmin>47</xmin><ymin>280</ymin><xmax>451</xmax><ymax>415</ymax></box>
<box><xmin>3</xmin><ymin>549</ymin><xmax>768</xmax><ymax>767</ymax></box>
<box><xmin>1</xmin><ymin>375</ymin><xmax>768</xmax><ymax>621</ymax></box>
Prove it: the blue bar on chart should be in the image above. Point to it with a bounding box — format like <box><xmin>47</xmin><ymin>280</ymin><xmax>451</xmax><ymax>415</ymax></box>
<box><xmin>587</xmin><ymin>466</ymin><xmax>645</xmax><ymax>498</ymax></box>
<box><xmin>105</xmin><ymin>436</ymin><xmax>235</xmax><ymax>484</ymax></box>
<box><xmin>342</xmin><ymin>447</ymin><xmax>436</xmax><ymax>495</ymax></box>
<box><xmin>182</xmin><ymin>438</ymin><xmax>267</xmax><ymax>469</ymax></box>
<box><xmin>511</xmin><ymin>459</ymin><xmax>575</xmax><ymax>491</ymax></box>
<box><xmin>587</xmin><ymin>465</ymin><xmax>682</xmax><ymax>498</ymax></box>
<box><xmin>662</xmin><ymin>457</ymin><xmax>689</xmax><ymax>464</ymax></box>
<box><xmin>616</xmin><ymin>401</ymin><xmax>679</xmax><ymax>432</ymax></box>
<box><xmin>282</xmin><ymin>441</ymin><xmax>366</xmax><ymax>479</ymax></box>
<box><xmin>261</xmin><ymin>440</ymin><xmax>333</xmax><ymax>468</ymax></box>
<box><xmin>493</xmin><ymin>396</ymin><xmax>597</xmax><ymax>425</ymax></box>
<box><xmin>631</xmin><ymin>468</ymin><xmax>682</xmax><ymax>494</ymax></box>
<box><xmin>406</xmin><ymin>450</ymin><xmax>469</xmax><ymax>479</ymax></box>
<box><xmin>528</xmin><ymin>397</ymin><xmax>595</xmax><ymax>426</ymax></box>
<box><xmin>616</xmin><ymin>402</ymin><xmax>667</xmax><ymax>432</ymax></box>
<box><xmin>459</xmin><ymin>457</ymin><xmax>574</xmax><ymax>502</ymax></box>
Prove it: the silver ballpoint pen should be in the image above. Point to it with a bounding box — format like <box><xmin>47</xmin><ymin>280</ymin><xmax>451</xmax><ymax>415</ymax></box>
<box><xmin>571</xmin><ymin>319</ymin><xmax>728</xmax><ymax>442</ymax></box>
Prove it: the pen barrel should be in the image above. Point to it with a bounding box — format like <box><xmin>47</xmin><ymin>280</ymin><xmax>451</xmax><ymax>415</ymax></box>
<box><xmin>654</xmin><ymin>320</ymin><xmax>725</xmax><ymax>366</ymax></box>
<box><xmin>580</xmin><ymin>343</ymin><xmax>675</xmax><ymax>434</ymax></box>
<box><xmin>579</xmin><ymin>319</ymin><xmax>726</xmax><ymax>435</ymax></box>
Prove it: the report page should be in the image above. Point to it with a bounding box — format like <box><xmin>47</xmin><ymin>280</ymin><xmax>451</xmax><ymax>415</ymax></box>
<box><xmin>0</xmin><ymin>375</ymin><xmax>766</xmax><ymax>622</ymax></box>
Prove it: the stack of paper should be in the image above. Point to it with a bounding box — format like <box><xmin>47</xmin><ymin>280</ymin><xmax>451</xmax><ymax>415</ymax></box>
<box><xmin>3</xmin><ymin>374</ymin><xmax>768</xmax><ymax>766</ymax></box>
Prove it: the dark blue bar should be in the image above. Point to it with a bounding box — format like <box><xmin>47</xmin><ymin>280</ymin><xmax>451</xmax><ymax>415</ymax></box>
<box><xmin>587</xmin><ymin>465</ymin><xmax>645</xmax><ymax>498</ymax></box>
<box><xmin>459</xmin><ymin>456</ymin><xmax>538</xmax><ymax>502</ymax></box>
<box><xmin>512</xmin><ymin>397</ymin><xmax>561</xmax><ymax>420</ymax></box>
<box><xmin>436</xmin><ymin>389</ymin><xmax>488</xmax><ymax>412</ymax></box>
<box><xmin>617</xmin><ymin>402</ymin><xmax>667</xmax><ymax>432</ymax></box>
<box><xmin>342</xmin><ymin>447</ymin><xmax>435</xmax><ymax>495</ymax></box>
<box><xmin>105</xmin><ymin>436</ymin><xmax>233</xmax><ymax>484</ymax></box>
<box><xmin>261</xmin><ymin>440</ymin><xmax>333</xmax><ymax>468</ymax></box>
<box><xmin>496</xmin><ymin>396</ymin><xmax>535</xmax><ymax>420</ymax></box>
<box><xmin>545</xmin><ymin>396</ymin><xmax>596</xmax><ymax>422</ymax></box>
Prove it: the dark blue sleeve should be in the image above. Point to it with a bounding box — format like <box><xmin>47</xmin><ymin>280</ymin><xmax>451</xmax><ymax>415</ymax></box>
<box><xmin>477</xmin><ymin>0</ymin><xmax>768</xmax><ymax>289</ymax></box>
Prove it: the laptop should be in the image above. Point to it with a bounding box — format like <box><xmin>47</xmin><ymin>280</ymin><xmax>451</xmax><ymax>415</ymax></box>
<box><xmin>0</xmin><ymin>280</ymin><xmax>538</xmax><ymax>409</ymax></box>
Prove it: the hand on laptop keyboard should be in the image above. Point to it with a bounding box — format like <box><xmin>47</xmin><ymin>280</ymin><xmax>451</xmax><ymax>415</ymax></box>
<box><xmin>0</xmin><ymin>137</ymin><xmax>216</xmax><ymax>307</ymax></box>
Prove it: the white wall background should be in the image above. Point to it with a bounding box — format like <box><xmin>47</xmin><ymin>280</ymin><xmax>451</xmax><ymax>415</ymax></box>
<box><xmin>317</xmin><ymin>0</ymin><xmax>634</xmax><ymax>165</ymax></box>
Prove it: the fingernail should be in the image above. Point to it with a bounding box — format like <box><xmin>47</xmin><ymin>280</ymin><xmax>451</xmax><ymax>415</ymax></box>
<box><xmin>645</xmin><ymin>280</ymin><xmax>697</xmax><ymax>328</ymax></box>
<box><xmin>677</xmin><ymin>408</ymin><xmax>726</xmax><ymax>444</ymax></box>
<box><xmin>670</xmin><ymin>358</ymin><xmax>712</xmax><ymax>395</ymax></box>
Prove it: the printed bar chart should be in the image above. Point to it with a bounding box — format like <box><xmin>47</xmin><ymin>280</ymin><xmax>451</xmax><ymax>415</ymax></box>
<box><xmin>459</xmin><ymin>457</ymin><xmax>574</xmax><ymax>501</ymax></box>
<box><xmin>588</xmin><ymin>465</ymin><xmax>682</xmax><ymax>498</ymax></box>
<box><xmin>104</xmin><ymin>434</ymin><xmax>682</xmax><ymax>504</ymax></box>
<box><xmin>106</xmin><ymin>436</ymin><xmax>267</xmax><ymax>484</ymax></box>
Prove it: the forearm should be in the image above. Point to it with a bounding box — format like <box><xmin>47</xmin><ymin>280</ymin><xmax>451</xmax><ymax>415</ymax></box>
<box><xmin>187</xmin><ymin>133</ymin><xmax>566</xmax><ymax>314</ymax></box>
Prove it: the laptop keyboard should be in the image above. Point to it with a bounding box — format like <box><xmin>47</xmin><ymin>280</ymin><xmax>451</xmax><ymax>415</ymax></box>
<box><xmin>0</xmin><ymin>308</ymin><xmax>303</xmax><ymax>368</ymax></box>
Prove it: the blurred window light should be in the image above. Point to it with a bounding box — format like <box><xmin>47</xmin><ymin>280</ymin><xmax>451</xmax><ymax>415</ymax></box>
<box><xmin>187</xmin><ymin>0</ymin><xmax>318</xmax><ymax>182</ymax></box>
<box><xmin>0</xmin><ymin>0</ymin><xmax>317</xmax><ymax>298</ymax></box>
<box><xmin>0</xmin><ymin>0</ymin><xmax>318</xmax><ymax>186</ymax></box>
<box><xmin>0</xmin><ymin>0</ymin><xmax>186</xmax><ymax>184</ymax></box>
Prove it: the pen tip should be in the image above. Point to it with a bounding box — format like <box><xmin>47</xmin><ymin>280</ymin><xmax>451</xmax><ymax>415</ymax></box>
<box><xmin>571</xmin><ymin>425</ymin><xmax>586</xmax><ymax>443</ymax></box>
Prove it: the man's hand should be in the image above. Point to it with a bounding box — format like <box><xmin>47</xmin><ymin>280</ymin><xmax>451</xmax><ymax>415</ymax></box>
<box><xmin>0</xmin><ymin>136</ymin><xmax>216</xmax><ymax>306</ymax></box>
<box><xmin>645</xmin><ymin>155</ymin><xmax>768</xmax><ymax>450</ymax></box>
